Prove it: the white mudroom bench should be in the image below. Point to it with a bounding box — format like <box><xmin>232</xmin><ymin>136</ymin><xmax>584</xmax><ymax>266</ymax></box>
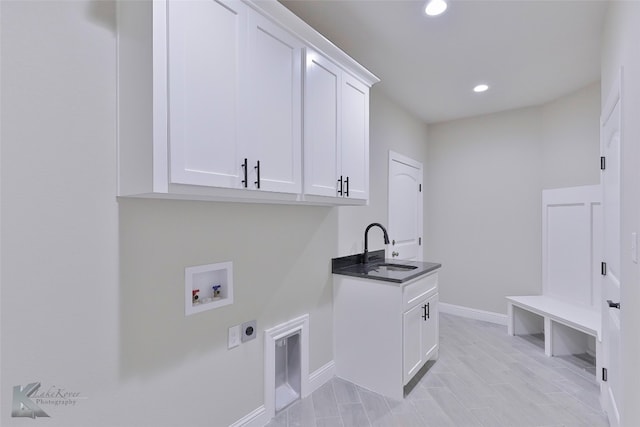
<box><xmin>506</xmin><ymin>185</ymin><xmax>602</xmax><ymax>373</ymax></box>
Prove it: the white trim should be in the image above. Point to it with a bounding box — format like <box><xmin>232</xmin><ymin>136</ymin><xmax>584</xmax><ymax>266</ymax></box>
<box><xmin>228</xmin><ymin>405</ymin><xmax>268</xmax><ymax>427</ymax></box>
<box><xmin>264</xmin><ymin>314</ymin><xmax>310</xmax><ymax>421</ymax></box>
<box><xmin>389</xmin><ymin>150</ymin><xmax>422</xmax><ymax>169</ymax></box>
<box><xmin>308</xmin><ymin>361</ymin><xmax>335</xmax><ymax>395</ymax></box>
<box><xmin>439</xmin><ymin>302</ymin><xmax>507</xmax><ymax>325</ymax></box>
<box><xmin>152</xmin><ymin>0</ymin><xmax>169</xmax><ymax>193</ymax></box>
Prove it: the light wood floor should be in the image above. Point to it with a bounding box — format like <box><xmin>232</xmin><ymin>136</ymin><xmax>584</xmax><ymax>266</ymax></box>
<box><xmin>266</xmin><ymin>313</ymin><xmax>609</xmax><ymax>427</ymax></box>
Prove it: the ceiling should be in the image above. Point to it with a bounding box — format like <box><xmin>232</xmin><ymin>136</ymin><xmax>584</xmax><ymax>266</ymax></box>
<box><xmin>279</xmin><ymin>0</ymin><xmax>608</xmax><ymax>124</ymax></box>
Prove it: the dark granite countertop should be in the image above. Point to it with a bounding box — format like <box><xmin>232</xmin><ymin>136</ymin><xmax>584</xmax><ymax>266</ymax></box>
<box><xmin>332</xmin><ymin>250</ymin><xmax>442</xmax><ymax>284</ymax></box>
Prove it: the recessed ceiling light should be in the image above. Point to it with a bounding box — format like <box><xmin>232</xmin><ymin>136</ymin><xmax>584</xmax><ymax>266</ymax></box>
<box><xmin>473</xmin><ymin>84</ymin><xmax>489</xmax><ymax>93</ymax></box>
<box><xmin>425</xmin><ymin>0</ymin><xmax>448</xmax><ymax>16</ymax></box>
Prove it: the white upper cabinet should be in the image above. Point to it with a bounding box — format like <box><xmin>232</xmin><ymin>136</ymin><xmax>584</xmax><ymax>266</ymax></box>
<box><xmin>303</xmin><ymin>49</ymin><xmax>370</xmax><ymax>202</ymax></box>
<box><xmin>117</xmin><ymin>0</ymin><xmax>377</xmax><ymax>204</ymax></box>
<box><xmin>245</xmin><ymin>12</ymin><xmax>302</xmax><ymax>194</ymax></box>
<box><xmin>168</xmin><ymin>0</ymin><xmax>247</xmax><ymax>189</ymax></box>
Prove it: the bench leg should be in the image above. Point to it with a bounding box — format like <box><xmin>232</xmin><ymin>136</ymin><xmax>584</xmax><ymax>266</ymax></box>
<box><xmin>507</xmin><ymin>303</ymin><xmax>514</xmax><ymax>336</ymax></box>
<box><xmin>544</xmin><ymin>317</ymin><xmax>552</xmax><ymax>356</ymax></box>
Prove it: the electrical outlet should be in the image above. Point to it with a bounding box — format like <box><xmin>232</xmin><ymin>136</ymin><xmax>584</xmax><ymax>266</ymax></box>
<box><xmin>241</xmin><ymin>320</ymin><xmax>257</xmax><ymax>342</ymax></box>
<box><xmin>228</xmin><ymin>325</ymin><xmax>241</xmax><ymax>349</ymax></box>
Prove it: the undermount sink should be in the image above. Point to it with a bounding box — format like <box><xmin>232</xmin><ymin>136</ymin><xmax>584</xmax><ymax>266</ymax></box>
<box><xmin>373</xmin><ymin>263</ymin><xmax>418</xmax><ymax>271</ymax></box>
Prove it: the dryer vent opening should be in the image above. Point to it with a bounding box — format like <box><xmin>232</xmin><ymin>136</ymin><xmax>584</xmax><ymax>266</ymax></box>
<box><xmin>275</xmin><ymin>332</ymin><xmax>301</xmax><ymax>412</ymax></box>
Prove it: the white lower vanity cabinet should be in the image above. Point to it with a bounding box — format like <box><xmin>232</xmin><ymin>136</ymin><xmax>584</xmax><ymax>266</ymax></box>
<box><xmin>333</xmin><ymin>270</ymin><xmax>439</xmax><ymax>400</ymax></box>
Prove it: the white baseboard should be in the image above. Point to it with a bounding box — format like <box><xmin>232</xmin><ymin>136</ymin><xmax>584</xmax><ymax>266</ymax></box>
<box><xmin>231</xmin><ymin>360</ymin><xmax>335</xmax><ymax>427</ymax></box>
<box><xmin>229</xmin><ymin>405</ymin><xmax>268</xmax><ymax>427</ymax></box>
<box><xmin>439</xmin><ymin>302</ymin><xmax>507</xmax><ymax>325</ymax></box>
<box><xmin>307</xmin><ymin>360</ymin><xmax>335</xmax><ymax>396</ymax></box>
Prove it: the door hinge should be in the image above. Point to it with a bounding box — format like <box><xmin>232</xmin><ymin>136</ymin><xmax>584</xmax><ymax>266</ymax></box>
<box><xmin>419</xmin><ymin>237</ymin><xmax>422</xmax><ymax>246</ymax></box>
<box><xmin>601</xmin><ymin>262</ymin><xmax>607</xmax><ymax>276</ymax></box>
<box><xmin>602</xmin><ymin>367</ymin><xmax>608</xmax><ymax>382</ymax></box>
<box><xmin>419</xmin><ymin>184</ymin><xmax>422</xmax><ymax>192</ymax></box>
<box><xmin>601</xmin><ymin>156</ymin><xmax>606</xmax><ymax>170</ymax></box>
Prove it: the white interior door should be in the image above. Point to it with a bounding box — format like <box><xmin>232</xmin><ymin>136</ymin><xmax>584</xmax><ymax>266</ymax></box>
<box><xmin>388</xmin><ymin>151</ymin><xmax>423</xmax><ymax>261</ymax></box>
<box><xmin>601</xmin><ymin>74</ymin><xmax>622</xmax><ymax>427</ymax></box>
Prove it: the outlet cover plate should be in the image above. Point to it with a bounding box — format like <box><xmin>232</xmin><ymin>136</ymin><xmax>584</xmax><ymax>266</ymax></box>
<box><xmin>228</xmin><ymin>325</ymin><xmax>241</xmax><ymax>349</ymax></box>
<box><xmin>241</xmin><ymin>320</ymin><xmax>257</xmax><ymax>342</ymax></box>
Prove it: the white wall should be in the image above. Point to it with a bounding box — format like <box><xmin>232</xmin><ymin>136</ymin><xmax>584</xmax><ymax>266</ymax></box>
<box><xmin>0</xmin><ymin>2</ymin><xmax>429</xmax><ymax>425</ymax></box>
<box><xmin>426</xmin><ymin>107</ymin><xmax>544</xmax><ymax>314</ymax></box>
<box><xmin>1</xmin><ymin>1</ymin><xmax>120</xmax><ymax>424</ymax></box>
<box><xmin>601</xmin><ymin>2</ymin><xmax>640</xmax><ymax>425</ymax></box>
<box><xmin>426</xmin><ymin>85</ymin><xmax>600</xmax><ymax>314</ymax></box>
<box><xmin>542</xmin><ymin>83</ymin><xmax>601</xmax><ymax>189</ymax></box>
<box><xmin>1</xmin><ymin>2</ymin><xmax>337</xmax><ymax>426</ymax></box>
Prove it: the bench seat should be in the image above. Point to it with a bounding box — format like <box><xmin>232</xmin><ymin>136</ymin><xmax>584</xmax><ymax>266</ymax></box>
<box><xmin>506</xmin><ymin>295</ymin><xmax>600</xmax><ymax>359</ymax></box>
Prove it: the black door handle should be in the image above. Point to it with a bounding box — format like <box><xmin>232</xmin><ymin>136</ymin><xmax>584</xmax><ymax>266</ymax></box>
<box><xmin>241</xmin><ymin>158</ymin><xmax>248</xmax><ymax>188</ymax></box>
<box><xmin>607</xmin><ymin>300</ymin><xmax>621</xmax><ymax>309</ymax></box>
<box><xmin>421</xmin><ymin>303</ymin><xmax>430</xmax><ymax>320</ymax></box>
<box><xmin>345</xmin><ymin>176</ymin><xmax>349</xmax><ymax>197</ymax></box>
<box><xmin>254</xmin><ymin>160</ymin><xmax>261</xmax><ymax>189</ymax></box>
<box><xmin>337</xmin><ymin>176</ymin><xmax>343</xmax><ymax>196</ymax></box>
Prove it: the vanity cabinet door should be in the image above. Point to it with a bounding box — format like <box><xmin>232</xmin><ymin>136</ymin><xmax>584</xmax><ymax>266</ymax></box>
<box><xmin>403</xmin><ymin>301</ymin><xmax>424</xmax><ymax>384</ymax></box>
<box><xmin>403</xmin><ymin>291</ymin><xmax>438</xmax><ymax>385</ymax></box>
<box><xmin>168</xmin><ymin>0</ymin><xmax>247</xmax><ymax>189</ymax></box>
<box><xmin>422</xmin><ymin>292</ymin><xmax>439</xmax><ymax>361</ymax></box>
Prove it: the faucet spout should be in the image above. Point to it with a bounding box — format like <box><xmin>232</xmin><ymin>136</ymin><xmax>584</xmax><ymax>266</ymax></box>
<box><xmin>363</xmin><ymin>223</ymin><xmax>390</xmax><ymax>263</ymax></box>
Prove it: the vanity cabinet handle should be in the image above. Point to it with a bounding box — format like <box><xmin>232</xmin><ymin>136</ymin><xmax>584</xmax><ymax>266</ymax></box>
<box><xmin>422</xmin><ymin>305</ymin><xmax>426</xmax><ymax>320</ymax></box>
<box><xmin>337</xmin><ymin>176</ymin><xmax>343</xmax><ymax>196</ymax></box>
<box><xmin>392</xmin><ymin>251</ymin><xmax>399</xmax><ymax>257</ymax></box>
<box><xmin>345</xmin><ymin>176</ymin><xmax>349</xmax><ymax>197</ymax></box>
<box><xmin>422</xmin><ymin>303</ymin><xmax>430</xmax><ymax>321</ymax></box>
<box><xmin>607</xmin><ymin>300</ymin><xmax>621</xmax><ymax>309</ymax></box>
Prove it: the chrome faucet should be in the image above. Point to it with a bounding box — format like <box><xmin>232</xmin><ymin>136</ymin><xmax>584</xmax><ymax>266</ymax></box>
<box><xmin>363</xmin><ymin>223</ymin><xmax>390</xmax><ymax>263</ymax></box>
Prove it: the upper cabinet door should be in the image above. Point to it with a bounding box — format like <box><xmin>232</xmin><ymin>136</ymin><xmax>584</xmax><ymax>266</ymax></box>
<box><xmin>341</xmin><ymin>75</ymin><xmax>369</xmax><ymax>201</ymax></box>
<box><xmin>245</xmin><ymin>12</ymin><xmax>303</xmax><ymax>194</ymax></box>
<box><xmin>167</xmin><ymin>0</ymin><xmax>247</xmax><ymax>188</ymax></box>
<box><xmin>303</xmin><ymin>50</ymin><xmax>341</xmax><ymax>198</ymax></box>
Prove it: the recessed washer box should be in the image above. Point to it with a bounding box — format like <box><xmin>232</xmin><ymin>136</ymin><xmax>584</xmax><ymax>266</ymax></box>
<box><xmin>185</xmin><ymin>261</ymin><xmax>233</xmax><ymax>316</ymax></box>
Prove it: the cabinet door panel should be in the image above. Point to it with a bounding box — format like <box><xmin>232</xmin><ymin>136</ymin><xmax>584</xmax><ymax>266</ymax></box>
<box><xmin>423</xmin><ymin>293</ymin><xmax>439</xmax><ymax>359</ymax></box>
<box><xmin>304</xmin><ymin>51</ymin><xmax>340</xmax><ymax>197</ymax></box>
<box><xmin>168</xmin><ymin>0</ymin><xmax>246</xmax><ymax>188</ymax></box>
<box><xmin>341</xmin><ymin>75</ymin><xmax>369</xmax><ymax>200</ymax></box>
<box><xmin>247</xmin><ymin>13</ymin><xmax>302</xmax><ymax>193</ymax></box>
<box><xmin>403</xmin><ymin>292</ymin><xmax>438</xmax><ymax>385</ymax></box>
<box><xmin>403</xmin><ymin>302</ymin><xmax>424</xmax><ymax>385</ymax></box>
